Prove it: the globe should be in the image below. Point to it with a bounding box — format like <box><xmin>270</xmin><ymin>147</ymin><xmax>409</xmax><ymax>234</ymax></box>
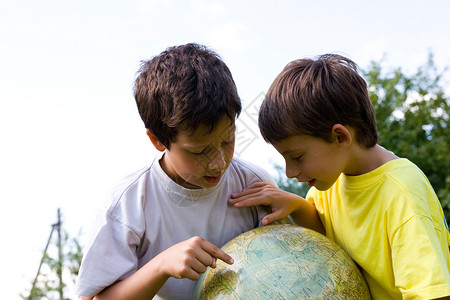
<box><xmin>193</xmin><ymin>224</ymin><xmax>371</xmax><ymax>299</ymax></box>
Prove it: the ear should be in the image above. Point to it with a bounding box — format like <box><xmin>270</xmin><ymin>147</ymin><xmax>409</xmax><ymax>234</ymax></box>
<box><xmin>331</xmin><ymin>124</ymin><xmax>352</xmax><ymax>149</ymax></box>
<box><xmin>146</xmin><ymin>130</ymin><xmax>167</xmax><ymax>152</ymax></box>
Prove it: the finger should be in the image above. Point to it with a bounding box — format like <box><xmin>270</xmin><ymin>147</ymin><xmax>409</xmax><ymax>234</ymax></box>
<box><xmin>195</xmin><ymin>248</ymin><xmax>218</xmax><ymax>268</ymax></box>
<box><xmin>230</xmin><ymin>187</ymin><xmax>264</xmax><ymax>199</ymax></box>
<box><xmin>190</xmin><ymin>258</ymin><xmax>209</xmax><ymax>275</ymax></box>
<box><xmin>262</xmin><ymin>215</ymin><xmax>273</xmax><ymax>226</ymax></box>
<box><xmin>190</xmin><ymin>256</ymin><xmax>216</xmax><ymax>276</ymax></box>
<box><xmin>230</xmin><ymin>194</ymin><xmax>268</xmax><ymax>207</ymax></box>
<box><xmin>242</xmin><ymin>181</ymin><xmax>269</xmax><ymax>190</ymax></box>
<box><xmin>201</xmin><ymin>241</ymin><xmax>234</xmax><ymax>265</ymax></box>
<box><xmin>262</xmin><ymin>210</ymin><xmax>287</xmax><ymax>225</ymax></box>
<box><xmin>230</xmin><ymin>190</ymin><xmax>266</xmax><ymax>202</ymax></box>
<box><xmin>214</xmin><ymin>250</ymin><xmax>234</xmax><ymax>265</ymax></box>
<box><xmin>231</xmin><ymin>182</ymin><xmax>274</xmax><ymax>198</ymax></box>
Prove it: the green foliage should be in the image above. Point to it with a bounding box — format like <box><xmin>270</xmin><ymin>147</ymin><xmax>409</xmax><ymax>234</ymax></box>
<box><xmin>22</xmin><ymin>228</ymin><xmax>83</xmax><ymax>300</ymax></box>
<box><xmin>362</xmin><ymin>52</ymin><xmax>450</xmax><ymax>220</ymax></box>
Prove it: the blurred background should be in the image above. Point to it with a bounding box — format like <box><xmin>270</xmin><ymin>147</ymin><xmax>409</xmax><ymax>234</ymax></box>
<box><xmin>1</xmin><ymin>0</ymin><xmax>449</xmax><ymax>298</ymax></box>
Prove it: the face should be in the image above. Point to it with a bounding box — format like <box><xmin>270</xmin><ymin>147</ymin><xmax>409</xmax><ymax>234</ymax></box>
<box><xmin>273</xmin><ymin>134</ymin><xmax>348</xmax><ymax>191</ymax></box>
<box><xmin>160</xmin><ymin>118</ymin><xmax>235</xmax><ymax>189</ymax></box>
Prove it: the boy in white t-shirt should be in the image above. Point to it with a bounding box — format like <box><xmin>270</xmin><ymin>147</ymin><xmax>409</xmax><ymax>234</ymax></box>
<box><xmin>76</xmin><ymin>43</ymin><xmax>277</xmax><ymax>299</ymax></box>
<box><xmin>229</xmin><ymin>54</ymin><xmax>450</xmax><ymax>299</ymax></box>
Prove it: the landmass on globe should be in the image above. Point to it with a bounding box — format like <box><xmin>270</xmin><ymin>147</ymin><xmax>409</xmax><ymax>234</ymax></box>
<box><xmin>193</xmin><ymin>224</ymin><xmax>371</xmax><ymax>299</ymax></box>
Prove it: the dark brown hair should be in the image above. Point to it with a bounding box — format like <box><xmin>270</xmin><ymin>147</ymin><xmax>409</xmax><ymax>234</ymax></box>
<box><xmin>134</xmin><ymin>43</ymin><xmax>241</xmax><ymax>148</ymax></box>
<box><xmin>259</xmin><ymin>54</ymin><xmax>377</xmax><ymax>148</ymax></box>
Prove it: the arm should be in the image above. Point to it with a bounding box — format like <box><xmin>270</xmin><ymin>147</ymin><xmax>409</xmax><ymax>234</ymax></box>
<box><xmin>229</xmin><ymin>182</ymin><xmax>325</xmax><ymax>235</ymax></box>
<box><xmin>88</xmin><ymin>236</ymin><xmax>234</xmax><ymax>300</ymax></box>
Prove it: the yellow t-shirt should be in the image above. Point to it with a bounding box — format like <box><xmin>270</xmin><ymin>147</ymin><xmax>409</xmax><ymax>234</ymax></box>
<box><xmin>307</xmin><ymin>158</ymin><xmax>450</xmax><ymax>299</ymax></box>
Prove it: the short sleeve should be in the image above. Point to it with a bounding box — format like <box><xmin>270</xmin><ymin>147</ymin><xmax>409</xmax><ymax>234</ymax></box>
<box><xmin>392</xmin><ymin>215</ymin><xmax>450</xmax><ymax>299</ymax></box>
<box><xmin>76</xmin><ymin>212</ymin><xmax>141</xmax><ymax>297</ymax></box>
<box><xmin>305</xmin><ymin>187</ymin><xmax>319</xmax><ymax>206</ymax></box>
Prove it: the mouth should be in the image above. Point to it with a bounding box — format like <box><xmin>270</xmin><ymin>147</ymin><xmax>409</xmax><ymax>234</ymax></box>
<box><xmin>204</xmin><ymin>174</ymin><xmax>222</xmax><ymax>184</ymax></box>
<box><xmin>306</xmin><ymin>179</ymin><xmax>316</xmax><ymax>187</ymax></box>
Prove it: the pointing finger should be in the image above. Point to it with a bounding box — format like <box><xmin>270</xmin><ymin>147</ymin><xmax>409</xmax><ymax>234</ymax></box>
<box><xmin>201</xmin><ymin>240</ymin><xmax>234</xmax><ymax>265</ymax></box>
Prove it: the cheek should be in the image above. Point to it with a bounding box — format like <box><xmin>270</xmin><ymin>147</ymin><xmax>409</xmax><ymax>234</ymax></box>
<box><xmin>185</xmin><ymin>158</ymin><xmax>206</xmax><ymax>173</ymax></box>
<box><xmin>172</xmin><ymin>154</ymin><xmax>201</xmax><ymax>174</ymax></box>
<box><xmin>224</xmin><ymin>145</ymin><xmax>234</xmax><ymax>161</ymax></box>
<box><xmin>300</xmin><ymin>157</ymin><xmax>324</xmax><ymax>177</ymax></box>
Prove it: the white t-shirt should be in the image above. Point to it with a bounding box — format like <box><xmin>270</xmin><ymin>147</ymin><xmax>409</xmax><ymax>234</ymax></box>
<box><xmin>76</xmin><ymin>153</ymin><xmax>276</xmax><ymax>299</ymax></box>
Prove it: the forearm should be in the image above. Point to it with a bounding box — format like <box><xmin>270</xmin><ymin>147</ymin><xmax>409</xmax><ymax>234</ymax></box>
<box><xmin>93</xmin><ymin>256</ymin><xmax>169</xmax><ymax>300</ymax></box>
<box><xmin>89</xmin><ymin>235</ymin><xmax>232</xmax><ymax>300</ymax></box>
<box><xmin>290</xmin><ymin>198</ymin><xmax>325</xmax><ymax>235</ymax></box>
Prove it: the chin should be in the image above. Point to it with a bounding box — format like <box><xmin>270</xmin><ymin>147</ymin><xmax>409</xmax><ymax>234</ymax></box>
<box><xmin>201</xmin><ymin>181</ymin><xmax>220</xmax><ymax>189</ymax></box>
<box><xmin>314</xmin><ymin>182</ymin><xmax>333</xmax><ymax>191</ymax></box>
<box><xmin>180</xmin><ymin>179</ymin><xmax>203</xmax><ymax>189</ymax></box>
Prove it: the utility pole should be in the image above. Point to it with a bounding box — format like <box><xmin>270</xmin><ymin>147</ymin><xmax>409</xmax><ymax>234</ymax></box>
<box><xmin>56</xmin><ymin>208</ymin><xmax>63</xmax><ymax>300</ymax></box>
<box><xmin>28</xmin><ymin>208</ymin><xmax>64</xmax><ymax>300</ymax></box>
<box><xmin>28</xmin><ymin>223</ymin><xmax>55</xmax><ymax>300</ymax></box>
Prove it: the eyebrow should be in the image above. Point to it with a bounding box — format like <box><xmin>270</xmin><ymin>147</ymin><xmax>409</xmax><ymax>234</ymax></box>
<box><xmin>281</xmin><ymin>149</ymin><xmax>295</xmax><ymax>156</ymax></box>
<box><xmin>185</xmin><ymin>125</ymin><xmax>236</xmax><ymax>149</ymax></box>
<box><xmin>281</xmin><ymin>148</ymin><xmax>302</xmax><ymax>156</ymax></box>
<box><xmin>184</xmin><ymin>142</ymin><xmax>209</xmax><ymax>150</ymax></box>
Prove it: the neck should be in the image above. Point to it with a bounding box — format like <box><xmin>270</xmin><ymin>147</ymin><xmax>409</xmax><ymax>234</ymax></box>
<box><xmin>344</xmin><ymin>144</ymin><xmax>398</xmax><ymax>176</ymax></box>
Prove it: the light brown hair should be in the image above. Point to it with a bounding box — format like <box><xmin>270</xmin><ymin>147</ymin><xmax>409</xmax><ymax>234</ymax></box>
<box><xmin>259</xmin><ymin>54</ymin><xmax>377</xmax><ymax>148</ymax></box>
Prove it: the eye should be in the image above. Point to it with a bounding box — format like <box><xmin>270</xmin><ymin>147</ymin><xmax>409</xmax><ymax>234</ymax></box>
<box><xmin>191</xmin><ymin>146</ymin><xmax>216</xmax><ymax>156</ymax></box>
<box><xmin>291</xmin><ymin>155</ymin><xmax>303</xmax><ymax>161</ymax></box>
<box><xmin>191</xmin><ymin>149</ymin><xmax>206</xmax><ymax>156</ymax></box>
<box><xmin>222</xmin><ymin>138</ymin><xmax>234</xmax><ymax>146</ymax></box>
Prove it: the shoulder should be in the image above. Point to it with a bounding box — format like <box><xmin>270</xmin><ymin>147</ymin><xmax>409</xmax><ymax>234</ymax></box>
<box><xmin>228</xmin><ymin>157</ymin><xmax>275</xmax><ymax>184</ymax></box>
<box><xmin>110</xmin><ymin>165</ymin><xmax>153</xmax><ymax>200</ymax></box>
<box><xmin>340</xmin><ymin>158</ymin><xmax>432</xmax><ymax>194</ymax></box>
<box><xmin>108</xmin><ymin>154</ymin><xmax>162</xmax><ymax>202</ymax></box>
<box><xmin>380</xmin><ymin>159</ymin><xmax>434</xmax><ymax>194</ymax></box>
<box><xmin>101</xmin><ymin>157</ymin><xmax>161</xmax><ymax>232</ymax></box>
<box><xmin>311</xmin><ymin>159</ymin><xmax>435</xmax><ymax>209</ymax></box>
<box><xmin>352</xmin><ymin>158</ymin><xmax>440</xmax><ymax>221</ymax></box>
<box><xmin>382</xmin><ymin>159</ymin><xmax>442</xmax><ymax>216</ymax></box>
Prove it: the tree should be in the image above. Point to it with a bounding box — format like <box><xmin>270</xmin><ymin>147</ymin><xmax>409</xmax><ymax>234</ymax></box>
<box><xmin>22</xmin><ymin>209</ymin><xmax>83</xmax><ymax>300</ymax></box>
<box><xmin>362</xmin><ymin>53</ymin><xmax>450</xmax><ymax>220</ymax></box>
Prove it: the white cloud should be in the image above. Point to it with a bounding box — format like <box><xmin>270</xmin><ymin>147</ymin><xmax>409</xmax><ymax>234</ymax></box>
<box><xmin>207</xmin><ymin>21</ymin><xmax>251</xmax><ymax>55</ymax></box>
<box><xmin>355</xmin><ymin>36</ymin><xmax>390</xmax><ymax>68</ymax></box>
<box><xmin>139</xmin><ymin>0</ymin><xmax>172</xmax><ymax>12</ymax></box>
<box><xmin>192</xmin><ymin>0</ymin><xmax>228</xmax><ymax>19</ymax></box>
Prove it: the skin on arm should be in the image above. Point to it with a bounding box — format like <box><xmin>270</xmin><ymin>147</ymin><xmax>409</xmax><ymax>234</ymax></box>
<box><xmin>229</xmin><ymin>182</ymin><xmax>325</xmax><ymax>235</ymax></box>
<box><xmin>84</xmin><ymin>236</ymin><xmax>234</xmax><ymax>300</ymax></box>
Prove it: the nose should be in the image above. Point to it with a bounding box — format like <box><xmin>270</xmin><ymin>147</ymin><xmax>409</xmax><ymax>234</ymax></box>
<box><xmin>285</xmin><ymin>162</ymin><xmax>299</xmax><ymax>179</ymax></box>
<box><xmin>208</xmin><ymin>148</ymin><xmax>227</xmax><ymax>170</ymax></box>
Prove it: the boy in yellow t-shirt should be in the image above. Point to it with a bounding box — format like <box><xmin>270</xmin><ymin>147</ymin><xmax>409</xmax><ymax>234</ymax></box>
<box><xmin>229</xmin><ymin>54</ymin><xmax>450</xmax><ymax>299</ymax></box>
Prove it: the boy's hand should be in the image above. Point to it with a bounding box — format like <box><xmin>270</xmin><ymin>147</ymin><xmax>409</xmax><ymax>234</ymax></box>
<box><xmin>158</xmin><ymin>236</ymin><xmax>234</xmax><ymax>281</ymax></box>
<box><xmin>229</xmin><ymin>182</ymin><xmax>303</xmax><ymax>225</ymax></box>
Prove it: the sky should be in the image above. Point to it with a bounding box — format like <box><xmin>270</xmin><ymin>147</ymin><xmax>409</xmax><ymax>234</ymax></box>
<box><xmin>1</xmin><ymin>0</ymin><xmax>449</xmax><ymax>298</ymax></box>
